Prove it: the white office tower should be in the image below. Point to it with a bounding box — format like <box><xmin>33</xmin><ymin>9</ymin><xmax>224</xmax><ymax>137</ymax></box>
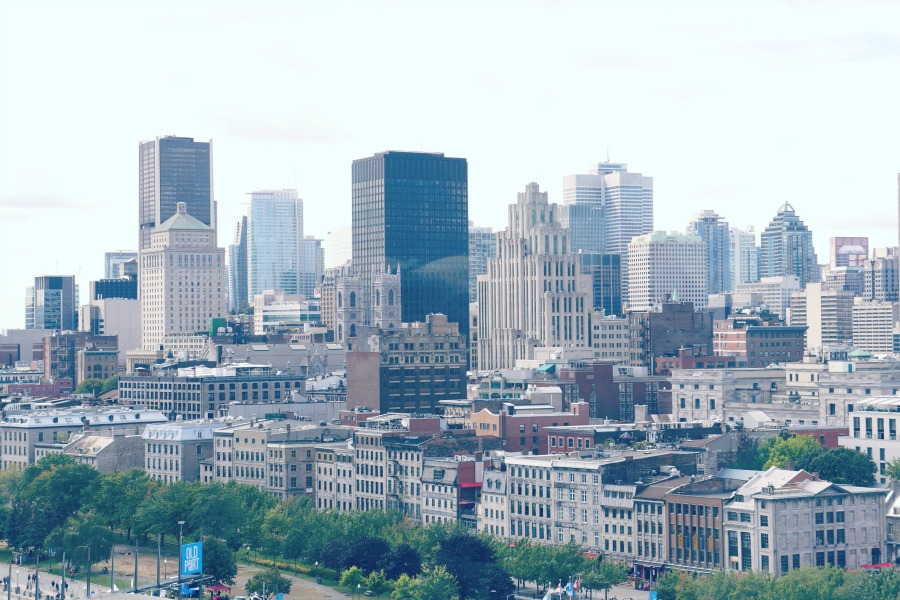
<box><xmin>687</xmin><ymin>210</ymin><xmax>730</xmax><ymax>295</ymax></box>
<box><xmin>477</xmin><ymin>183</ymin><xmax>593</xmax><ymax>370</ymax></box>
<box><xmin>788</xmin><ymin>282</ymin><xmax>854</xmax><ymax>352</ymax></box>
<box><xmin>140</xmin><ymin>203</ymin><xmax>227</xmax><ymax>350</ymax></box>
<box><xmin>728</xmin><ymin>226</ymin><xmax>759</xmax><ymax>290</ymax></box>
<box><xmin>325</xmin><ymin>226</ymin><xmax>352</xmax><ymax>269</ymax></box>
<box><xmin>247</xmin><ymin>190</ymin><xmax>303</xmax><ymax>299</ymax></box>
<box><xmin>468</xmin><ymin>222</ymin><xmax>497</xmax><ymax>302</ymax></box>
<box><xmin>626</xmin><ymin>232</ymin><xmax>708</xmax><ymax>311</ymax></box>
<box><xmin>864</xmin><ymin>247</ymin><xmax>900</xmax><ymax>302</ymax></box>
<box><xmin>562</xmin><ymin>161</ymin><xmax>654</xmax><ymax>256</ymax></box>
<box><xmin>227</xmin><ymin>216</ymin><xmax>248</xmax><ymax>312</ymax></box>
<box><xmin>852</xmin><ymin>299</ymin><xmax>899</xmax><ymax>354</ymax></box>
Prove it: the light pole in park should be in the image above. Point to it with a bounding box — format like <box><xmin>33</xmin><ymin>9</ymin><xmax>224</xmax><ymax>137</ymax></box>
<box><xmin>177</xmin><ymin>521</ymin><xmax>185</xmax><ymax>600</ymax></box>
<box><xmin>76</xmin><ymin>546</ymin><xmax>91</xmax><ymax>599</ymax></box>
<box><xmin>164</xmin><ymin>558</ymin><xmax>168</xmax><ymax>581</ymax></box>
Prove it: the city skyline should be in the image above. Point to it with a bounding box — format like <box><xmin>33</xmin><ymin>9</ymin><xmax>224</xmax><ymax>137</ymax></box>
<box><xmin>1</xmin><ymin>0</ymin><xmax>898</xmax><ymax>329</ymax></box>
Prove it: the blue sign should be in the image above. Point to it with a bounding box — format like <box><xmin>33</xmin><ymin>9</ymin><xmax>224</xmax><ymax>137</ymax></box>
<box><xmin>649</xmin><ymin>592</ymin><xmax>658</xmax><ymax>600</ymax></box>
<box><xmin>180</xmin><ymin>542</ymin><xmax>202</xmax><ymax>575</ymax></box>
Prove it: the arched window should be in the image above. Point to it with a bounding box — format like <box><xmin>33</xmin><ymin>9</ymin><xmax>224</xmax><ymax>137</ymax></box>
<box><xmin>388</xmin><ymin>323</ymin><xmax>394</xmax><ymax>333</ymax></box>
<box><xmin>388</xmin><ymin>289</ymin><xmax>394</xmax><ymax>306</ymax></box>
<box><xmin>376</xmin><ymin>290</ymin><xmax>381</xmax><ymax>306</ymax></box>
<box><xmin>337</xmin><ymin>325</ymin><xmax>343</xmax><ymax>340</ymax></box>
<box><xmin>350</xmin><ymin>324</ymin><xmax>356</xmax><ymax>338</ymax></box>
<box><xmin>350</xmin><ymin>292</ymin><xmax>356</xmax><ymax>308</ymax></box>
<box><xmin>337</xmin><ymin>292</ymin><xmax>343</xmax><ymax>308</ymax></box>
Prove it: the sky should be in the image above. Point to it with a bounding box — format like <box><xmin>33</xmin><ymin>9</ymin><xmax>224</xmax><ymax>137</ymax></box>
<box><xmin>1</xmin><ymin>0</ymin><xmax>899</xmax><ymax>330</ymax></box>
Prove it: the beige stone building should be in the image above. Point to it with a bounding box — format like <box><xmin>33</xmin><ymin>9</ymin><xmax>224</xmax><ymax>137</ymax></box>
<box><xmin>477</xmin><ymin>182</ymin><xmax>593</xmax><ymax>370</ymax></box>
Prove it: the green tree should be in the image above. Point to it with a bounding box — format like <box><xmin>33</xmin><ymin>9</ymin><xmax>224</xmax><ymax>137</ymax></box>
<box><xmin>6</xmin><ymin>454</ymin><xmax>100</xmax><ymax>549</ymax></box>
<box><xmin>75</xmin><ymin>378</ymin><xmax>105</xmax><ymax>395</ymax></box>
<box><xmin>346</xmin><ymin>536</ymin><xmax>391</xmax><ymax>575</ymax></box>
<box><xmin>101</xmin><ymin>375</ymin><xmax>119</xmax><ymax>392</ymax></box>
<box><xmin>134</xmin><ymin>480</ymin><xmax>196</xmax><ymax>540</ymax></box>
<box><xmin>44</xmin><ymin>510</ymin><xmax>116</xmax><ymax>569</ymax></box>
<box><xmin>379</xmin><ymin>543</ymin><xmax>421</xmax><ymax>580</ymax></box>
<box><xmin>734</xmin><ymin>433</ymin><xmax>762</xmax><ymax>470</ymax></box>
<box><xmin>339</xmin><ymin>566</ymin><xmax>366</xmax><ymax>591</ymax></box>
<box><xmin>245</xmin><ymin>569</ymin><xmax>291</xmax><ymax>597</ymax></box>
<box><xmin>413</xmin><ymin>565</ymin><xmax>459</xmax><ymax>600</ymax></box>
<box><xmin>802</xmin><ymin>447</ymin><xmax>877</xmax><ymax>487</ymax></box>
<box><xmin>201</xmin><ymin>537</ymin><xmax>237</xmax><ymax>585</ymax></box>
<box><xmin>431</xmin><ymin>533</ymin><xmax>508</xmax><ymax>600</ymax></box>
<box><xmin>390</xmin><ymin>574</ymin><xmax>416</xmax><ymax>600</ymax></box>
<box><xmin>885</xmin><ymin>457</ymin><xmax>900</xmax><ymax>482</ymax></box>
<box><xmin>89</xmin><ymin>469</ymin><xmax>157</xmax><ymax>541</ymax></box>
<box><xmin>580</xmin><ymin>560</ymin><xmax>628</xmax><ymax>600</ymax></box>
<box><xmin>365</xmin><ymin>571</ymin><xmax>391</xmax><ymax>598</ymax></box>
<box><xmin>760</xmin><ymin>435</ymin><xmax>824</xmax><ymax>469</ymax></box>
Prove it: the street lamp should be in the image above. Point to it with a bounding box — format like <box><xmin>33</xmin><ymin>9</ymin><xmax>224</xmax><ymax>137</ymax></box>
<box><xmin>164</xmin><ymin>558</ymin><xmax>168</xmax><ymax>581</ymax></box>
<box><xmin>76</xmin><ymin>545</ymin><xmax>91</xmax><ymax>599</ymax></box>
<box><xmin>356</xmin><ymin>583</ymin><xmax>361</xmax><ymax>599</ymax></box>
<box><xmin>177</xmin><ymin>521</ymin><xmax>185</xmax><ymax>600</ymax></box>
<box><xmin>314</xmin><ymin>561</ymin><xmax>318</xmax><ymax>583</ymax></box>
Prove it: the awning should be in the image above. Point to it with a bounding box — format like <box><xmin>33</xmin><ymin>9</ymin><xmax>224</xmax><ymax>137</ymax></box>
<box><xmin>537</xmin><ymin>364</ymin><xmax>556</xmax><ymax>374</ymax></box>
<box><xmin>459</xmin><ymin>481</ymin><xmax>482</xmax><ymax>489</ymax></box>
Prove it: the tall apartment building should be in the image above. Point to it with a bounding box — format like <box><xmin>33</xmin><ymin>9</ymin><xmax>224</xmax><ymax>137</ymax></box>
<box><xmin>688</xmin><ymin>210</ymin><xmax>730</xmax><ymax>295</ymax></box>
<box><xmin>26</xmin><ymin>276</ymin><xmax>78</xmax><ymax>331</ymax></box>
<box><xmin>247</xmin><ymin>190</ymin><xmax>304</xmax><ymax>298</ymax></box>
<box><xmin>227</xmin><ymin>215</ymin><xmax>249</xmax><ymax>312</ymax></box>
<box><xmin>468</xmin><ymin>222</ymin><xmax>497</xmax><ymax>302</ymax></box>
<box><xmin>105</xmin><ymin>251</ymin><xmax>138</xmax><ymax>279</ymax></box>
<box><xmin>729</xmin><ymin>227</ymin><xmax>759</xmax><ymax>290</ymax></box>
<box><xmin>759</xmin><ymin>203</ymin><xmax>818</xmax><ymax>288</ymax></box>
<box><xmin>627</xmin><ymin>232</ymin><xmax>708</xmax><ymax>311</ymax></box>
<box><xmin>830</xmin><ymin>237</ymin><xmax>869</xmax><ymax>268</ymax></box>
<box><xmin>477</xmin><ymin>182</ymin><xmax>593</xmax><ymax>370</ymax></box>
<box><xmin>789</xmin><ymin>283</ymin><xmax>854</xmax><ymax>352</ymax></box>
<box><xmin>864</xmin><ymin>247</ymin><xmax>900</xmax><ymax>302</ymax></box>
<box><xmin>352</xmin><ymin>151</ymin><xmax>469</xmax><ymax>334</ymax></box>
<box><xmin>852</xmin><ymin>300</ymin><xmax>899</xmax><ymax>354</ymax></box>
<box><xmin>627</xmin><ymin>302</ymin><xmax>714</xmax><ymax>371</ymax></box>
<box><xmin>139</xmin><ymin>203</ymin><xmax>227</xmax><ymax>350</ymax></box>
<box><xmin>139</xmin><ymin>136</ymin><xmax>214</xmax><ymax>251</ymax></box>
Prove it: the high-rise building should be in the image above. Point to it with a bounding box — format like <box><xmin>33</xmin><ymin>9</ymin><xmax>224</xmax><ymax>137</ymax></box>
<box><xmin>864</xmin><ymin>247</ymin><xmax>900</xmax><ymax>302</ymax></box>
<box><xmin>352</xmin><ymin>151</ymin><xmax>469</xmax><ymax>334</ymax></box>
<box><xmin>247</xmin><ymin>189</ymin><xmax>303</xmax><ymax>299</ymax></box>
<box><xmin>759</xmin><ymin>203</ymin><xmax>818</xmax><ymax>288</ymax></box>
<box><xmin>325</xmin><ymin>226</ymin><xmax>352</xmax><ymax>269</ymax></box>
<box><xmin>626</xmin><ymin>232</ymin><xmax>708</xmax><ymax>311</ymax></box>
<box><xmin>140</xmin><ymin>203</ymin><xmax>227</xmax><ymax>350</ymax></box>
<box><xmin>561</xmin><ymin>161</ymin><xmax>654</xmax><ymax>256</ymax></box>
<box><xmin>105</xmin><ymin>251</ymin><xmax>138</xmax><ymax>279</ymax></box>
<box><xmin>468</xmin><ymin>222</ymin><xmax>497</xmax><ymax>302</ymax></box>
<box><xmin>477</xmin><ymin>182</ymin><xmax>592</xmax><ymax>370</ymax></box>
<box><xmin>90</xmin><ymin>278</ymin><xmax>138</xmax><ymax>300</ymax></box>
<box><xmin>788</xmin><ymin>282</ymin><xmax>854</xmax><ymax>352</ymax></box>
<box><xmin>138</xmin><ymin>136</ymin><xmax>214</xmax><ymax>251</ymax></box>
<box><xmin>852</xmin><ymin>300</ymin><xmax>899</xmax><ymax>354</ymax></box>
<box><xmin>300</xmin><ymin>236</ymin><xmax>325</xmax><ymax>299</ymax></box>
<box><xmin>26</xmin><ymin>275</ymin><xmax>78</xmax><ymax>331</ymax></box>
<box><xmin>729</xmin><ymin>226</ymin><xmax>759</xmax><ymax>290</ymax></box>
<box><xmin>830</xmin><ymin>237</ymin><xmax>869</xmax><ymax>268</ymax></box>
<box><xmin>578</xmin><ymin>253</ymin><xmax>622</xmax><ymax>315</ymax></box>
<box><xmin>227</xmin><ymin>216</ymin><xmax>249</xmax><ymax>312</ymax></box>
<box><xmin>687</xmin><ymin>210</ymin><xmax>730</xmax><ymax>295</ymax></box>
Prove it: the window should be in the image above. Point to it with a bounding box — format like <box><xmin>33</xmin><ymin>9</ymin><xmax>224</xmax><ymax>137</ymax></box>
<box><xmin>761</xmin><ymin>533</ymin><xmax>769</xmax><ymax>549</ymax></box>
<box><xmin>781</xmin><ymin>555</ymin><xmax>789</xmax><ymax>575</ymax></box>
<box><xmin>760</xmin><ymin>515</ymin><xmax>768</xmax><ymax>527</ymax></box>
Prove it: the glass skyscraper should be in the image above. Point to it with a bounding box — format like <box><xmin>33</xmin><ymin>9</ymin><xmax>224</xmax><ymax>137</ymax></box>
<box><xmin>139</xmin><ymin>136</ymin><xmax>214</xmax><ymax>251</ymax></box>
<box><xmin>687</xmin><ymin>210</ymin><xmax>731</xmax><ymax>295</ymax></box>
<box><xmin>352</xmin><ymin>151</ymin><xmax>469</xmax><ymax>334</ymax></box>
<box><xmin>26</xmin><ymin>275</ymin><xmax>78</xmax><ymax>330</ymax></box>
<box><xmin>760</xmin><ymin>202</ymin><xmax>818</xmax><ymax>289</ymax></box>
<box><xmin>247</xmin><ymin>190</ymin><xmax>304</xmax><ymax>299</ymax></box>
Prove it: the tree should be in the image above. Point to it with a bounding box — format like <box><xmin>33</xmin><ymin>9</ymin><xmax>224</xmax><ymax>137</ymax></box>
<box><xmin>44</xmin><ymin>510</ymin><xmax>115</xmax><ymax>569</ymax></box>
<box><xmin>365</xmin><ymin>571</ymin><xmax>391</xmax><ymax>598</ymax></box>
<box><xmin>390</xmin><ymin>574</ymin><xmax>417</xmax><ymax>600</ymax></box>
<box><xmin>803</xmin><ymin>447</ymin><xmax>877</xmax><ymax>487</ymax></box>
<box><xmin>734</xmin><ymin>433</ymin><xmax>762</xmax><ymax>470</ymax></box>
<box><xmin>339</xmin><ymin>566</ymin><xmax>366</xmax><ymax>591</ymax></box>
<box><xmin>431</xmin><ymin>533</ymin><xmax>505</xmax><ymax>600</ymax></box>
<box><xmin>75</xmin><ymin>378</ymin><xmax>105</xmax><ymax>396</ymax></box>
<box><xmin>379</xmin><ymin>543</ymin><xmax>421</xmax><ymax>580</ymax></box>
<box><xmin>759</xmin><ymin>435</ymin><xmax>824</xmax><ymax>470</ymax></box>
<box><xmin>346</xmin><ymin>536</ymin><xmax>391</xmax><ymax>575</ymax></box>
<box><xmin>245</xmin><ymin>569</ymin><xmax>291</xmax><ymax>597</ymax></box>
<box><xmin>413</xmin><ymin>565</ymin><xmax>459</xmax><ymax>600</ymax></box>
<box><xmin>202</xmin><ymin>537</ymin><xmax>237</xmax><ymax>585</ymax></box>
<box><xmin>580</xmin><ymin>561</ymin><xmax>628</xmax><ymax>600</ymax></box>
<box><xmin>89</xmin><ymin>469</ymin><xmax>157</xmax><ymax>541</ymax></box>
<box><xmin>134</xmin><ymin>480</ymin><xmax>196</xmax><ymax>540</ymax></box>
<box><xmin>885</xmin><ymin>457</ymin><xmax>900</xmax><ymax>482</ymax></box>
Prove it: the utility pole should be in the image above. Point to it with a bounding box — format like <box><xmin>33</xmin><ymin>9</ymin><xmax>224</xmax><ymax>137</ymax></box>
<box><xmin>156</xmin><ymin>535</ymin><xmax>161</xmax><ymax>589</ymax></box>
<box><xmin>60</xmin><ymin>553</ymin><xmax>66</xmax><ymax>600</ymax></box>
<box><xmin>133</xmin><ymin>543</ymin><xmax>139</xmax><ymax>593</ymax></box>
<box><xmin>86</xmin><ymin>546</ymin><xmax>91</xmax><ymax>599</ymax></box>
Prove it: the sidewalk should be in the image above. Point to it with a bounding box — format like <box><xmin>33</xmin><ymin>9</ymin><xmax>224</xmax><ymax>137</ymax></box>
<box><xmin>0</xmin><ymin>560</ymin><xmax>111</xmax><ymax>600</ymax></box>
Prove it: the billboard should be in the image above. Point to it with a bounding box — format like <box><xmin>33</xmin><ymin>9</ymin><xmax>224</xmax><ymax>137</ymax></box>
<box><xmin>181</xmin><ymin>542</ymin><xmax>202</xmax><ymax>576</ymax></box>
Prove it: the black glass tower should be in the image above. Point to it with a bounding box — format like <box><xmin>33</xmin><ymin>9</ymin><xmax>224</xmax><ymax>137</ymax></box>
<box><xmin>352</xmin><ymin>151</ymin><xmax>469</xmax><ymax>334</ymax></box>
<box><xmin>139</xmin><ymin>136</ymin><xmax>214</xmax><ymax>250</ymax></box>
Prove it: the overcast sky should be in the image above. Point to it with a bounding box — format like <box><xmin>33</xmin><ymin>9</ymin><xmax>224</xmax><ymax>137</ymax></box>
<box><xmin>1</xmin><ymin>0</ymin><xmax>898</xmax><ymax>330</ymax></box>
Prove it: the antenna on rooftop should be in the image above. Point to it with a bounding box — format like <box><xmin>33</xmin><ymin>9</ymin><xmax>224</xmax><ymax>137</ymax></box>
<box><xmin>606</xmin><ymin>146</ymin><xmax>610</xmax><ymax>162</ymax></box>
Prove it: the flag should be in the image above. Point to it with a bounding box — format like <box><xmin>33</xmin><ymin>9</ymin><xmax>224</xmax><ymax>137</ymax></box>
<box><xmin>565</xmin><ymin>580</ymin><xmax>573</xmax><ymax>596</ymax></box>
<box><xmin>573</xmin><ymin>578</ymin><xmax>580</xmax><ymax>592</ymax></box>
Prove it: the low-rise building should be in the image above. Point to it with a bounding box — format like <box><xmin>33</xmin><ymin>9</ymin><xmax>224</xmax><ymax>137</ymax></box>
<box><xmin>142</xmin><ymin>420</ymin><xmax>224</xmax><ymax>482</ymax></box>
